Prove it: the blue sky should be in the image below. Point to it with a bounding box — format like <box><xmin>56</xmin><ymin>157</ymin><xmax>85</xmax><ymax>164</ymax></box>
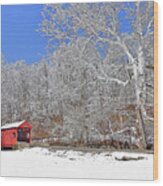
<box><xmin>1</xmin><ymin>3</ymin><xmax>135</xmax><ymax>64</ymax></box>
<box><xmin>2</xmin><ymin>5</ymin><xmax>47</xmax><ymax>64</ymax></box>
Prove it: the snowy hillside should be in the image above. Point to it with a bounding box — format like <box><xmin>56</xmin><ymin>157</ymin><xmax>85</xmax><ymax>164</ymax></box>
<box><xmin>1</xmin><ymin>147</ymin><xmax>153</xmax><ymax>180</ymax></box>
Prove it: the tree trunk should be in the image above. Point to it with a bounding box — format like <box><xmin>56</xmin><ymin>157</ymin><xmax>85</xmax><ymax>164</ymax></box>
<box><xmin>133</xmin><ymin>45</ymin><xmax>147</xmax><ymax>149</ymax></box>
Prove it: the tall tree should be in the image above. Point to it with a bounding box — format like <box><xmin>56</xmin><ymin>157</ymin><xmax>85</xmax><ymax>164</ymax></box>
<box><xmin>40</xmin><ymin>2</ymin><xmax>154</xmax><ymax>148</ymax></box>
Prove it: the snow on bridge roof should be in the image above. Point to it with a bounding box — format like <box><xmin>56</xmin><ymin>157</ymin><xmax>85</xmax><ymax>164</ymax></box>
<box><xmin>1</xmin><ymin>120</ymin><xmax>26</xmax><ymax>130</ymax></box>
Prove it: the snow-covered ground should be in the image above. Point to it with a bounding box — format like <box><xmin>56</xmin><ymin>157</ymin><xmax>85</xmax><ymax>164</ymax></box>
<box><xmin>1</xmin><ymin>147</ymin><xmax>153</xmax><ymax>180</ymax></box>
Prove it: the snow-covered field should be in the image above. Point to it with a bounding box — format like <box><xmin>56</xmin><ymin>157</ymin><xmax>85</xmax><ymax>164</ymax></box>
<box><xmin>1</xmin><ymin>147</ymin><xmax>153</xmax><ymax>180</ymax></box>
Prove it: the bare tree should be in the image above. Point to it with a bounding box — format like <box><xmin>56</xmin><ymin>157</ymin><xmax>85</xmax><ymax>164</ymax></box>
<box><xmin>40</xmin><ymin>2</ymin><xmax>154</xmax><ymax>148</ymax></box>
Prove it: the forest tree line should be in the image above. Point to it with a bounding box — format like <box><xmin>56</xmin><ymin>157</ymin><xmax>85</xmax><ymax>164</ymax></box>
<box><xmin>1</xmin><ymin>2</ymin><xmax>154</xmax><ymax>150</ymax></box>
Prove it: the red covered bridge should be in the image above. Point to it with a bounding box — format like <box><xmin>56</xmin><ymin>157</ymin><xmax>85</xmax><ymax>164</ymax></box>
<box><xmin>1</xmin><ymin>120</ymin><xmax>32</xmax><ymax>149</ymax></box>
